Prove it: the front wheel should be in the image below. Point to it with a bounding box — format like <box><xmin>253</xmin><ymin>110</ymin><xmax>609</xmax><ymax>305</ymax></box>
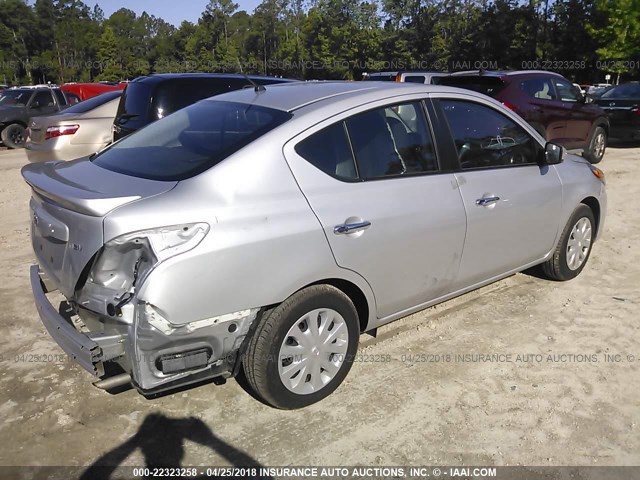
<box><xmin>541</xmin><ymin>204</ymin><xmax>595</xmax><ymax>281</ymax></box>
<box><xmin>242</xmin><ymin>285</ymin><xmax>360</xmax><ymax>409</ymax></box>
<box><xmin>584</xmin><ymin>126</ymin><xmax>606</xmax><ymax>164</ymax></box>
<box><xmin>1</xmin><ymin>123</ymin><xmax>26</xmax><ymax>149</ymax></box>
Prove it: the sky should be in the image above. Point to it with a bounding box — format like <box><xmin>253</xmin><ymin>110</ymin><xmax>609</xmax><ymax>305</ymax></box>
<box><xmin>97</xmin><ymin>0</ymin><xmax>263</xmax><ymax>26</ymax></box>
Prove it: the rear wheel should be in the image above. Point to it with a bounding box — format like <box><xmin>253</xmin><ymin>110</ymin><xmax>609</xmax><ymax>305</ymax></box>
<box><xmin>541</xmin><ymin>204</ymin><xmax>595</xmax><ymax>281</ymax></box>
<box><xmin>1</xmin><ymin>123</ymin><xmax>26</xmax><ymax>149</ymax></box>
<box><xmin>584</xmin><ymin>126</ymin><xmax>606</xmax><ymax>164</ymax></box>
<box><xmin>243</xmin><ymin>285</ymin><xmax>359</xmax><ymax>409</ymax></box>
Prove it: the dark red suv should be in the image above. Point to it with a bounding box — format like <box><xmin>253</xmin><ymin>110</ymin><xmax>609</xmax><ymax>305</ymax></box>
<box><xmin>439</xmin><ymin>71</ymin><xmax>609</xmax><ymax>163</ymax></box>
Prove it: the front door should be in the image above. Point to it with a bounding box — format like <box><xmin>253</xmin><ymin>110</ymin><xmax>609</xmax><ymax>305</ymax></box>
<box><xmin>436</xmin><ymin>98</ymin><xmax>563</xmax><ymax>289</ymax></box>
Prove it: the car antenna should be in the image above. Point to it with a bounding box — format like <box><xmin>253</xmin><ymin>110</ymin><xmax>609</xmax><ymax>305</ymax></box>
<box><xmin>237</xmin><ymin>58</ymin><xmax>266</xmax><ymax>93</ymax></box>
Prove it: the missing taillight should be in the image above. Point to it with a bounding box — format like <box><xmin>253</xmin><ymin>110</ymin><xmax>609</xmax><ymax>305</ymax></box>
<box><xmin>45</xmin><ymin>124</ymin><xmax>79</xmax><ymax>140</ymax></box>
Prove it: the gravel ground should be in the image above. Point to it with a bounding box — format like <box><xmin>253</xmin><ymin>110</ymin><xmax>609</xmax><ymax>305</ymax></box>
<box><xmin>0</xmin><ymin>146</ymin><xmax>638</xmax><ymax>475</ymax></box>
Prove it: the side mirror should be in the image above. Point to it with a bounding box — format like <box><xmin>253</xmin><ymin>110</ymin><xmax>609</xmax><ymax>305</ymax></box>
<box><xmin>544</xmin><ymin>142</ymin><xmax>563</xmax><ymax>165</ymax></box>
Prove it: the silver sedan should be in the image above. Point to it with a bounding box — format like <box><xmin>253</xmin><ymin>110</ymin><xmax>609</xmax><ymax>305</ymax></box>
<box><xmin>22</xmin><ymin>82</ymin><xmax>606</xmax><ymax>409</ymax></box>
<box><xmin>25</xmin><ymin>91</ymin><xmax>121</xmax><ymax>162</ymax></box>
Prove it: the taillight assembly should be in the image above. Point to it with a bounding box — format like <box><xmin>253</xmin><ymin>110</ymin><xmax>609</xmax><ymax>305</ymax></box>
<box><xmin>632</xmin><ymin>107</ymin><xmax>640</xmax><ymax>116</ymax></box>
<box><xmin>502</xmin><ymin>101</ymin><xmax>517</xmax><ymax>112</ymax></box>
<box><xmin>45</xmin><ymin>124</ymin><xmax>79</xmax><ymax>140</ymax></box>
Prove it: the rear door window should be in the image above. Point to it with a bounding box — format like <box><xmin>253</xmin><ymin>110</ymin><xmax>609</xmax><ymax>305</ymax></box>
<box><xmin>31</xmin><ymin>90</ymin><xmax>54</xmax><ymax>108</ymax></box>
<box><xmin>440</xmin><ymin>99</ymin><xmax>541</xmax><ymax>169</ymax></box>
<box><xmin>346</xmin><ymin>102</ymin><xmax>437</xmax><ymax>179</ymax></box>
<box><xmin>519</xmin><ymin>78</ymin><xmax>557</xmax><ymax>100</ymax></box>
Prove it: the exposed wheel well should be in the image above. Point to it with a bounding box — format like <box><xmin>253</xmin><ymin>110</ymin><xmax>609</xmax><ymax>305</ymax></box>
<box><xmin>581</xmin><ymin>196</ymin><xmax>601</xmax><ymax>239</ymax></box>
<box><xmin>307</xmin><ymin>278</ymin><xmax>370</xmax><ymax>332</ymax></box>
<box><xmin>1</xmin><ymin>120</ymin><xmax>27</xmax><ymax>129</ymax></box>
<box><xmin>596</xmin><ymin>119</ymin><xmax>609</xmax><ymax>136</ymax></box>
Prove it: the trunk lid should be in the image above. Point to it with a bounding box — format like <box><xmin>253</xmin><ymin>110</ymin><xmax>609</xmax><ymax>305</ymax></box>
<box><xmin>23</xmin><ymin>159</ymin><xmax>177</xmax><ymax>297</ymax></box>
<box><xmin>28</xmin><ymin>112</ymin><xmax>78</xmax><ymax>145</ymax></box>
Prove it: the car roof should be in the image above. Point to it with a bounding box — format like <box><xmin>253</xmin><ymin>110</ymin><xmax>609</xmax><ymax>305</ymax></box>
<box><xmin>130</xmin><ymin>73</ymin><xmax>296</xmax><ymax>85</ymax></box>
<box><xmin>365</xmin><ymin>71</ymin><xmax>444</xmax><ymax>76</ymax></box>
<box><xmin>207</xmin><ymin>81</ymin><xmax>475</xmax><ymax>113</ymax></box>
<box><xmin>449</xmin><ymin>70</ymin><xmax>565</xmax><ymax>79</ymax></box>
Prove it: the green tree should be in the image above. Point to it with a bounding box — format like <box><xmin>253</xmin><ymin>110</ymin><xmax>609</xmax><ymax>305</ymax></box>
<box><xmin>587</xmin><ymin>0</ymin><xmax>640</xmax><ymax>82</ymax></box>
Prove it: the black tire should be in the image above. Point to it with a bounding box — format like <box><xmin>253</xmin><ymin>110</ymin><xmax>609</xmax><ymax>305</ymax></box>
<box><xmin>243</xmin><ymin>285</ymin><xmax>359</xmax><ymax>409</ymax></box>
<box><xmin>541</xmin><ymin>204</ymin><xmax>596</xmax><ymax>281</ymax></box>
<box><xmin>583</xmin><ymin>126</ymin><xmax>606</xmax><ymax>164</ymax></box>
<box><xmin>0</xmin><ymin>123</ymin><xmax>26</xmax><ymax>149</ymax></box>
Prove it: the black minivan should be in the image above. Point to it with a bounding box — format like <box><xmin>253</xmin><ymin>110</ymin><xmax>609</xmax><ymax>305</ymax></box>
<box><xmin>112</xmin><ymin>73</ymin><xmax>295</xmax><ymax>141</ymax></box>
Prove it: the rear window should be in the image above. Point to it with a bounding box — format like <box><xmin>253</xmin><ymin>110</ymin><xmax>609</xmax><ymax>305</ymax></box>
<box><xmin>601</xmin><ymin>83</ymin><xmax>640</xmax><ymax>99</ymax></box>
<box><xmin>363</xmin><ymin>74</ymin><xmax>397</xmax><ymax>81</ymax></box>
<box><xmin>403</xmin><ymin>75</ymin><xmax>426</xmax><ymax>84</ymax></box>
<box><xmin>93</xmin><ymin>100</ymin><xmax>292</xmax><ymax>181</ymax></box>
<box><xmin>151</xmin><ymin>78</ymin><xmax>247</xmax><ymax>120</ymax></box>
<box><xmin>438</xmin><ymin>76</ymin><xmax>506</xmax><ymax>97</ymax></box>
<box><xmin>63</xmin><ymin>91</ymin><xmax>122</xmax><ymax>114</ymax></box>
<box><xmin>116</xmin><ymin>82</ymin><xmax>152</xmax><ymax>124</ymax></box>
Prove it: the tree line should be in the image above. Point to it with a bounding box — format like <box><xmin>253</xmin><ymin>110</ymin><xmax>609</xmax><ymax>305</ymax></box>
<box><xmin>1</xmin><ymin>0</ymin><xmax>639</xmax><ymax>86</ymax></box>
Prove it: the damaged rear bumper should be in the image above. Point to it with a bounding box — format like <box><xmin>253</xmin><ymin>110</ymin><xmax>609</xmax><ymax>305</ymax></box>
<box><xmin>30</xmin><ymin>264</ymin><xmax>260</xmax><ymax>394</ymax></box>
<box><xmin>30</xmin><ymin>265</ymin><xmax>105</xmax><ymax>376</ymax></box>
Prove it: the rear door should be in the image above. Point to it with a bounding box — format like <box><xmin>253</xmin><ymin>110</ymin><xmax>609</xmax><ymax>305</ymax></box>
<box><xmin>434</xmin><ymin>96</ymin><xmax>562</xmax><ymax>289</ymax></box>
<box><xmin>284</xmin><ymin>99</ymin><xmax>467</xmax><ymax>319</ymax></box>
<box><xmin>517</xmin><ymin>77</ymin><xmax>567</xmax><ymax>140</ymax></box>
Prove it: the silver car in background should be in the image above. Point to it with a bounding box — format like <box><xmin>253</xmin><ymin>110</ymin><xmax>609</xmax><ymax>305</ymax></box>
<box><xmin>22</xmin><ymin>82</ymin><xmax>606</xmax><ymax>409</ymax></box>
<box><xmin>25</xmin><ymin>91</ymin><xmax>121</xmax><ymax>162</ymax></box>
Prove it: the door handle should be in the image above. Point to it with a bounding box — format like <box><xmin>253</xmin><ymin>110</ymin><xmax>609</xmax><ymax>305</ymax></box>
<box><xmin>475</xmin><ymin>196</ymin><xmax>500</xmax><ymax>206</ymax></box>
<box><xmin>334</xmin><ymin>221</ymin><xmax>371</xmax><ymax>235</ymax></box>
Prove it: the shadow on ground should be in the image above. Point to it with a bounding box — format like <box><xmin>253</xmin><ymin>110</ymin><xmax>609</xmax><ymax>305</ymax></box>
<box><xmin>608</xmin><ymin>139</ymin><xmax>640</xmax><ymax>149</ymax></box>
<box><xmin>80</xmin><ymin>413</ymin><xmax>272</xmax><ymax>480</ymax></box>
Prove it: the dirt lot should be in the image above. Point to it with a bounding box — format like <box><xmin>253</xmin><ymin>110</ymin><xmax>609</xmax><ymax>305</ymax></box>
<box><xmin>0</xmin><ymin>146</ymin><xmax>638</xmax><ymax>473</ymax></box>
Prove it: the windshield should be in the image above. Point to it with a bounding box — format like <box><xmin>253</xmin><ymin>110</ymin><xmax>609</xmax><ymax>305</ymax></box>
<box><xmin>63</xmin><ymin>91</ymin><xmax>122</xmax><ymax>114</ymax></box>
<box><xmin>601</xmin><ymin>84</ymin><xmax>640</xmax><ymax>99</ymax></box>
<box><xmin>93</xmin><ymin>100</ymin><xmax>292</xmax><ymax>181</ymax></box>
<box><xmin>0</xmin><ymin>89</ymin><xmax>31</xmax><ymax>106</ymax></box>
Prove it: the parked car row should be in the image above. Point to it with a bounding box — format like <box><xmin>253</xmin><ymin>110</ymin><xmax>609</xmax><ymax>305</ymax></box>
<box><xmin>26</xmin><ymin>90</ymin><xmax>122</xmax><ymax>162</ymax></box>
<box><xmin>0</xmin><ymin>82</ymin><xmax>125</xmax><ymax>149</ymax></box>
<box><xmin>23</xmin><ymin>80</ymin><xmax>607</xmax><ymax>408</ymax></box>
<box><xmin>592</xmin><ymin>82</ymin><xmax>640</xmax><ymax>141</ymax></box>
<box><xmin>0</xmin><ymin>86</ymin><xmax>71</xmax><ymax>148</ymax></box>
<box><xmin>11</xmin><ymin>69</ymin><xmax>639</xmax><ymax>165</ymax></box>
<box><xmin>436</xmin><ymin>70</ymin><xmax>609</xmax><ymax>163</ymax></box>
<box><xmin>364</xmin><ymin>69</ymin><xmax>639</xmax><ymax>163</ymax></box>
